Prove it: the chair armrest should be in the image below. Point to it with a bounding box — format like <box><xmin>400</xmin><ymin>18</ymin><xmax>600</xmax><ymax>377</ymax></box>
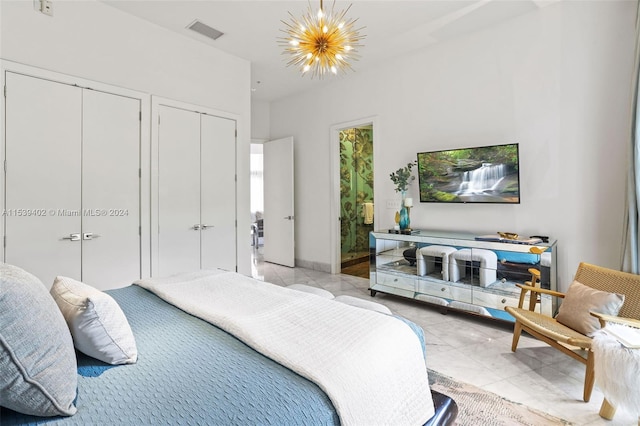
<box><xmin>590</xmin><ymin>312</ymin><xmax>640</xmax><ymax>329</ymax></box>
<box><xmin>514</xmin><ymin>284</ymin><xmax>565</xmax><ymax>310</ymax></box>
<box><xmin>515</xmin><ymin>283</ymin><xmax>565</xmax><ymax>298</ymax></box>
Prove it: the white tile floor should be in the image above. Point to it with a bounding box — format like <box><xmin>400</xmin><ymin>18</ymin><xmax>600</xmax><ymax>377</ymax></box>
<box><xmin>251</xmin><ymin>248</ymin><xmax>638</xmax><ymax>426</ymax></box>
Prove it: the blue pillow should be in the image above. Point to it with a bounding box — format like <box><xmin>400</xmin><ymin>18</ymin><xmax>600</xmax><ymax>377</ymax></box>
<box><xmin>0</xmin><ymin>263</ymin><xmax>78</xmax><ymax>417</ymax></box>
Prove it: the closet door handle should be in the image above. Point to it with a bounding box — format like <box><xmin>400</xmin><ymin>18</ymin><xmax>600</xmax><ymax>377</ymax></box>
<box><xmin>284</xmin><ymin>216</ymin><xmax>295</xmax><ymax>220</ymax></box>
<box><xmin>83</xmin><ymin>233</ymin><xmax>101</xmax><ymax>240</ymax></box>
<box><xmin>61</xmin><ymin>233</ymin><xmax>81</xmax><ymax>241</ymax></box>
<box><xmin>201</xmin><ymin>224</ymin><xmax>213</xmax><ymax>230</ymax></box>
<box><xmin>192</xmin><ymin>224</ymin><xmax>201</xmax><ymax>230</ymax></box>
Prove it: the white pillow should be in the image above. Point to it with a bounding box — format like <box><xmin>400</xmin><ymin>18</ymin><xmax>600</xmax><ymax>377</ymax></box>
<box><xmin>287</xmin><ymin>283</ymin><xmax>335</xmax><ymax>299</ymax></box>
<box><xmin>50</xmin><ymin>276</ymin><xmax>138</xmax><ymax>365</ymax></box>
<box><xmin>334</xmin><ymin>295</ymin><xmax>392</xmax><ymax>315</ymax></box>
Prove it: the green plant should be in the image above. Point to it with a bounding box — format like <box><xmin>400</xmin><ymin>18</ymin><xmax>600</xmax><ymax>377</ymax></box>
<box><xmin>390</xmin><ymin>161</ymin><xmax>417</xmax><ymax>193</ymax></box>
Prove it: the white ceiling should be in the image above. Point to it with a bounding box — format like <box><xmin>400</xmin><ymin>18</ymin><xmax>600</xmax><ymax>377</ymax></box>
<box><xmin>104</xmin><ymin>0</ymin><xmax>555</xmax><ymax>103</ymax></box>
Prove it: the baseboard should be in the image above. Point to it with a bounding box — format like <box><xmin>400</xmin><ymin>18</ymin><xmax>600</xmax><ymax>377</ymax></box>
<box><xmin>295</xmin><ymin>258</ymin><xmax>332</xmax><ymax>273</ymax></box>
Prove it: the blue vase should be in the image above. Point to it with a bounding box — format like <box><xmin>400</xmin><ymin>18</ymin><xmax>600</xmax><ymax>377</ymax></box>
<box><xmin>399</xmin><ymin>206</ymin><xmax>409</xmax><ymax>230</ymax></box>
<box><xmin>398</xmin><ymin>191</ymin><xmax>409</xmax><ymax>230</ymax></box>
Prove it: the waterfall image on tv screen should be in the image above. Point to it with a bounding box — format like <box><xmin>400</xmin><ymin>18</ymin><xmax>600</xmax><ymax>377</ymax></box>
<box><xmin>417</xmin><ymin>143</ymin><xmax>520</xmax><ymax>204</ymax></box>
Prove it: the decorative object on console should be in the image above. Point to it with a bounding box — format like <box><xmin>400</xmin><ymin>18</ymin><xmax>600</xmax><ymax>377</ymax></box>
<box><xmin>390</xmin><ymin>161</ymin><xmax>417</xmax><ymax>230</ymax></box>
<box><xmin>393</xmin><ymin>211</ymin><xmax>400</xmax><ymax>230</ymax></box>
<box><xmin>399</xmin><ymin>192</ymin><xmax>409</xmax><ymax>230</ymax></box>
<box><xmin>530</xmin><ymin>235</ymin><xmax>550</xmax><ymax>243</ymax></box>
<box><xmin>404</xmin><ymin>197</ymin><xmax>413</xmax><ymax>230</ymax></box>
<box><xmin>389</xmin><ymin>161</ymin><xmax>417</xmax><ymax>193</ymax></box>
<box><xmin>476</xmin><ymin>233</ymin><xmax>543</xmax><ymax>245</ymax></box>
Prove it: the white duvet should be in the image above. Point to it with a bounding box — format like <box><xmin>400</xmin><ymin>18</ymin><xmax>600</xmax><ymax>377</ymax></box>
<box><xmin>134</xmin><ymin>270</ymin><xmax>434</xmax><ymax>425</ymax></box>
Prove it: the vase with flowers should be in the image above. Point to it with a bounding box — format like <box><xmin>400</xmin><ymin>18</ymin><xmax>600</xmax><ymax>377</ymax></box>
<box><xmin>390</xmin><ymin>161</ymin><xmax>417</xmax><ymax>231</ymax></box>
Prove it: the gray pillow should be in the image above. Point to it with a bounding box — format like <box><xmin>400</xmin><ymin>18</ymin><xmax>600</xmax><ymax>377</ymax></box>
<box><xmin>0</xmin><ymin>263</ymin><xmax>77</xmax><ymax>417</ymax></box>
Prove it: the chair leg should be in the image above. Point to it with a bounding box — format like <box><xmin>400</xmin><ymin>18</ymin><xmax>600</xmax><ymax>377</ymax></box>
<box><xmin>511</xmin><ymin>321</ymin><xmax>523</xmax><ymax>352</ymax></box>
<box><xmin>599</xmin><ymin>398</ymin><xmax>616</xmax><ymax>420</ymax></box>
<box><xmin>584</xmin><ymin>350</ymin><xmax>595</xmax><ymax>402</ymax></box>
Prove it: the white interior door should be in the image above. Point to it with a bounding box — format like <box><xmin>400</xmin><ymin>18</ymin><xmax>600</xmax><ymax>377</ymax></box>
<box><xmin>81</xmin><ymin>90</ymin><xmax>141</xmax><ymax>289</ymax></box>
<box><xmin>201</xmin><ymin>114</ymin><xmax>237</xmax><ymax>272</ymax></box>
<box><xmin>157</xmin><ymin>105</ymin><xmax>201</xmax><ymax>276</ymax></box>
<box><xmin>4</xmin><ymin>72</ymin><xmax>82</xmax><ymax>287</ymax></box>
<box><xmin>263</xmin><ymin>137</ymin><xmax>295</xmax><ymax>267</ymax></box>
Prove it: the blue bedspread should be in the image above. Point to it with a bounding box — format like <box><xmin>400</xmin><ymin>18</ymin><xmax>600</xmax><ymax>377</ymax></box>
<box><xmin>2</xmin><ymin>285</ymin><xmax>339</xmax><ymax>425</ymax></box>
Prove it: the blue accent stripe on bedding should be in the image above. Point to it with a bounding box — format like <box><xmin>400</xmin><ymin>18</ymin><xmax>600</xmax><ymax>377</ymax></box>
<box><xmin>2</xmin><ymin>285</ymin><xmax>339</xmax><ymax>425</ymax></box>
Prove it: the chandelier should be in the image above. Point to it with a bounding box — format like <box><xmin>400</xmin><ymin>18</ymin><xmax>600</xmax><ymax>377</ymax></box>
<box><xmin>279</xmin><ymin>0</ymin><xmax>365</xmax><ymax>78</ymax></box>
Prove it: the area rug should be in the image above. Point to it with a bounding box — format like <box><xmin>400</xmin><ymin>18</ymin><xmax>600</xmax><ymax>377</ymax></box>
<box><xmin>428</xmin><ymin>369</ymin><xmax>572</xmax><ymax>425</ymax></box>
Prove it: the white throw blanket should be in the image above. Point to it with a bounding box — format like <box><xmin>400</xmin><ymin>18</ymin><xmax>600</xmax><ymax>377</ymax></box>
<box><xmin>134</xmin><ymin>270</ymin><xmax>434</xmax><ymax>425</ymax></box>
<box><xmin>593</xmin><ymin>324</ymin><xmax>640</xmax><ymax>416</ymax></box>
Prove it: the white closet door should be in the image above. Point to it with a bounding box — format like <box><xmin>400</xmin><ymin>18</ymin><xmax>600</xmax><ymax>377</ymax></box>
<box><xmin>157</xmin><ymin>105</ymin><xmax>201</xmax><ymax>276</ymax></box>
<box><xmin>201</xmin><ymin>114</ymin><xmax>236</xmax><ymax>271</ymax></box>
<box><xmin>4</xmin><ymin>72</ymin><xmax>82</xmax><ymax>287</ymax></box>
<box><xmin>82</xmin><ymin>90</ymin><xmax>141</xmax><ymax>289</ymax></box>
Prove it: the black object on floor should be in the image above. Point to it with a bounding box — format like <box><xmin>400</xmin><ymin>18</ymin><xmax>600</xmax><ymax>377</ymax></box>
<box><xmin>424</xmin><ymin>390</ymin><xmax>458</xmax><ymax>426</ymax></box>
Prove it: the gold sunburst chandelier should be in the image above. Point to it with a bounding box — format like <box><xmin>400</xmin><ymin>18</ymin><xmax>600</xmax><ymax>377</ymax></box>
<box><xmin>279</xmin><ymin>0</ymin><xmax>365</xmax><ymax>78</ymax></box>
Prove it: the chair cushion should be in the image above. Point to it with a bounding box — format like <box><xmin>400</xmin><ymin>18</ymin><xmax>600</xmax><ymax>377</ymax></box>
<box><xmin>50</xmin><ymin>276</ymin><xmax>138</xmax><ymax>365</ymax></box>
<box><xmin>555</xmin><ymin>280</ymin><xmax>625</xmax><ymax>335</ymax></box>
<box><xmin>0</xmin><ymin>263</ymin><xmax>77</xmax><ymax>417</ymax></box>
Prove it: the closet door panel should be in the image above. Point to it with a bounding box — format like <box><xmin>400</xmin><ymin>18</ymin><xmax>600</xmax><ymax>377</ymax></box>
<box><xmin>201</xmin><ymin>114</ymin><xmax>236</xmax><ymax>271</ymax></box>
<box><xmin>4</xmin><ymin>72</ymin><xmax>82</xmax><ymax>287</ymax></box>
<box><xmin>157</xmin><ymin>105</ymin><xmax>201</xmax><ymax>276</ymax></box>
<box><xmin>82</xmin><ymin>90</ymin><xmax>141</xmax><ymax>289</ymax></box>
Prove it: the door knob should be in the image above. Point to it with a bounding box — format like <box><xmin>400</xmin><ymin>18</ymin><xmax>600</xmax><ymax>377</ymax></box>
<box><xmin>61</xmin><ymin>233</ymin><xmax>81</xmax><ymax>241</ymax></box>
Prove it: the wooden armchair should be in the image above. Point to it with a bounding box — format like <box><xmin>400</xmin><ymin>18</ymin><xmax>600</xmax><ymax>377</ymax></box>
<box><xmin>505</xmin><ymin>262</ymin><xmax>640</xmax><ymax>402</ymax></box>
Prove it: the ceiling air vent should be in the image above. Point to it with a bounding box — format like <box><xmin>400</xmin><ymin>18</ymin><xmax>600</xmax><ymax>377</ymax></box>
<box><xmin>187</xmin><ymin>20</ymin><xmax>224</xmax><ymax>41</ymax></box>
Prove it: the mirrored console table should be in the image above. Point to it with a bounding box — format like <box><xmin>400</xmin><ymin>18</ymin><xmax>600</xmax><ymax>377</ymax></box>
<box><xmin>369</xmin><ymin>230</ymin><xmax>557</xmax><ymax>322</ymax></box>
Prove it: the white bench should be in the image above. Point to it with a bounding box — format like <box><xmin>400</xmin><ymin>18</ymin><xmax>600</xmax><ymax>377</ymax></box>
<box><xmin>416</xmin><ymin>245</ymin><xmax>458</xmax><ymax>281</ymax></box>
<box><xmin>450</xmin><ymin>248</ymin><xmax>498</xmax><ymax>287</ymax></box>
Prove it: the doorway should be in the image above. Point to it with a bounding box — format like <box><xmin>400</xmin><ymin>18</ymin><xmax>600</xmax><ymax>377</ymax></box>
<box><xmin>339</xmin><ymin>126</ymin><xmax>374</xmax><ymax>278</ymax></box>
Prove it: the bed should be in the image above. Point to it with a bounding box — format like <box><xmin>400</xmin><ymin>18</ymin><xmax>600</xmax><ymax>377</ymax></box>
<box><xmin>1</xmin><ymin>264</ymin><xmax>457</xmax><ymax>425</ymax></box>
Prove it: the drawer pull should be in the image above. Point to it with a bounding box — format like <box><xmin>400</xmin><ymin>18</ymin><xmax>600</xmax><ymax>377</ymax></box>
<box><xmin>501</xmin><ymin>298</ymin><xmax>507</xmax><ymax>304</ymax></box>
<box><xmin>394</xmin><ymin>279</ymin><xmax>398</xmax><ymax>282</ymax></box>
<box><xmin>441</xmin><ymin>288</ymin><xmax>446</xmax><ymax>292</ymax></box>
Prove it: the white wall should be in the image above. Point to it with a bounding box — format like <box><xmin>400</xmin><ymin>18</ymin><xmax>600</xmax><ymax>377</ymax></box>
<box><xmin>251</xmin><ymin>99</ymin><xmax>271</xmax><ymax>142</ymax></box>
<box><xmin>0</xmin><ymin>0</ymin><xmax>252</xmax><ymax>276</ymax></box>
<box><xmin>270</xmin><ymin>1</ymin><xmax>636</xmax><ymax>291</ymax></box>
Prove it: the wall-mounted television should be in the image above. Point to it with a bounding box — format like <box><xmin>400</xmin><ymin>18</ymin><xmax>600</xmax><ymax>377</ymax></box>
<box><xmin>417</xmin><ymin>143</ymin><xmax>520</xmax><ymax>204</ymax></box>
